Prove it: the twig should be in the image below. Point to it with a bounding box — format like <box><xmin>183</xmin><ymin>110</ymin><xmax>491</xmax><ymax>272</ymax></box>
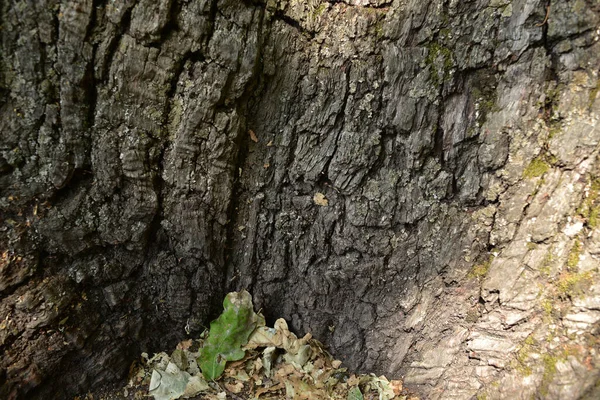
<box><xmin>536</xmin><ymin>4</ymin><xmax>550</xmax><ymax>27</ymax></box>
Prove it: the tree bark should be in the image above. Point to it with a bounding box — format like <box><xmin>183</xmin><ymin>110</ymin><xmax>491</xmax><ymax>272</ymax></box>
<box><xmin>1</xmin><ymin>0</ymin><xmax>600</xmax><ymax>399</ymax></box>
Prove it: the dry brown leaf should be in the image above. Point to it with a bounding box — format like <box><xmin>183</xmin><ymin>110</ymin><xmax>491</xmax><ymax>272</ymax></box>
<box><xmin>249</xmin><ymin>129</ymin><xmax>258</xmax><ymax>142</ymax></box>
<box><xmin>390</xmin><ymin>379</ymin><xmax>403</xmax><ymax>395</ymax></box>
<box><xmin>176</xmin><ymin>339</ymin><xmax>193</xmax><ymax>350</ymax></box>
<box><xmin>254</xmin><ymin>382</ymin><xmax>285</xmax><ymax>397</ymax></box>
<box><xmin>346</xmin><ymin>374</ymin><xmax>361</xmax><ymax>386</ymax></box>
<box><xmin>287</xmin><ymin>376</ymin><xmax>323</xmax><ymax>400</ymax></box>
<box><xmin>232</xmin><ymin>369</ymin><xmax>250</xmax><ymax>382</ymax></box>
<box><xmin>275</xmin><ymin>363</ymin><xmax>298</xmax><ymax>379</ymax></box>
<box><xmin>313</xmin><ymin>192</ymin><xmax>328</xmax><ymax>206</ymax></box>
<box><xmin>132</xmin><ymin>293</ymin><xmax>414</xmax><ymax>400</ymax></box>
<box><xmin>254</xmin><ymin>357</ymin><xmax>263</xmax><ymax>373</ymax></box>
<box><xmin>224</xmin><ymin>381</ymin><xmax>244</xmax><ymax>393</ymax></box>
<box><xmin>226</xmin><ymin>359</ymin><xmax>247</xmax><ymax>370</ymax></box>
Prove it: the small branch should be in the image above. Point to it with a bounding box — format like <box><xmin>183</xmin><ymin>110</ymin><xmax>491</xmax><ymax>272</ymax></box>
<box><xmin>536</xmin><ymin>4</ymin><xmax>550</xmax><ymax>27</ymax></box>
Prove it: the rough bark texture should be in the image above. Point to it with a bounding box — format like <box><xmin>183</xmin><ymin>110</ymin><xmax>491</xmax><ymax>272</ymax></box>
<box><xmin>1</xmin><ymin>0</ymin><xmax>600</xmax><ymax>399</ymax></box>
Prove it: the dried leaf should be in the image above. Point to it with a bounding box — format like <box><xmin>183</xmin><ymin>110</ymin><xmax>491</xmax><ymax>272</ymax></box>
<box><xmin>275</xmin><ymin>363</ymin><xmax>298</xmax><ymax>379</ymax></box>
<box><xmin>254</xmin><ymin>357</ymin><xmax>263</xmax><ymax>373</ymax></box>
<box><xmin>262</xmin><ymin>346</ymin><xmax>277</xmax><ymax>377</ymax></box>
<box><xmin>255</xmin><ymin>382</ymin><xmax>284</xmax><ymax>397</ymax></box>
<box><xmin>137</xmin><ymin>291</ymin><xmax>412</xmax><ymax>400</ymax></box>
<box><xmin>348</xmin><ymin>386</ymin><xmax>364</xmax><ymax>400</ymax></box>
<box><xmin>369</xmin><ymin>375</ymin><xmax>396</xmax><ymax>400</ymax></box>
<box><xmin>313</xmin><ymin>192</ymin><xmax>328</xmax><ymax>206</ymax></box>
<box><xmin>246</xmin><ymin>326</ymin><xmax>280</xmax><ymax>349</ymax></box>
<box><xmin>224</xmin><ymin>381</ymin><xmax>244</xmax><ymax>393</ymax></box>
<box><xmin>149</xmin><ymin>369</ymin><xmax>186</xmax><ymax>400</ymax></box>
<box><xmin>283</xmin><ymin>344</ymin><xmax>312</xmax><ymax>367</ymax></box>
<box><xmin>390</xmin><ymin>379</ymin><xmax>403</xmax><ymax>395</ymax></box>
<box><xmin>183</xmin><ymin>375</ymin><xmax>210</xmax><ymax>397</ymax></box>
<box><xmin>347</xmin><ymin>375</ymin><xmax>361</xmax><ymax>386</ymax></box>
<box><xmin>246</xmin><ymin>318</ymin><xmax>313</xmax><ymax>368</ymax></box>
<box><xmin>171</xmin><ymin>349</ymin><xmax>188</xmax><ymax>371</ymax></box>
<box><xmin>149</xmin><ymin>362</ymin><xmax>209</xmax><ymax>400</ymax></box>
<box><xmin>249</xmin><ymin>129</ymin><xmax>258</xmax><ymax>142</ymax></box>
<box><xmin>177</xmin><ymin>339</ymin><xmax>193</xmax><ymax>351</ymax></box>
<box><xmin>232</xmin><ymin>369</ymin><xmax>250</xmax><ymax>382</ymax></box>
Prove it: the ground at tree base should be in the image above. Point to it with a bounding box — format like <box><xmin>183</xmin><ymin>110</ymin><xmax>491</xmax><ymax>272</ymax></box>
<box><xmin>79</xmin><ymin>291</ymin><xmax>417</xmax><ymax>400</ymax></box>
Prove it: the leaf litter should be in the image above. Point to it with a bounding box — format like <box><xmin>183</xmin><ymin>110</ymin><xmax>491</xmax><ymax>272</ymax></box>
<box><xmin>119</xmin><ymin>291</ymin><xmax>417</xmax><ymax>400</ymax></box>
<box><xmin>313</xmin><ymin>193</ymin><xmax>329</xmax><ymax>207</ymax></box>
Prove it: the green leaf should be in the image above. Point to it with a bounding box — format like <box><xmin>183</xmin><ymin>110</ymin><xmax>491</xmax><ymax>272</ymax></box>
<box><xmin>348</xmin><ymin>386</ymin><xmax>364</xmax><ymax>400</ymax></box>
<box><xmin>198</xmin><ymin>291</ymin><xmax>262</xmax><ymax>380</ymax></box>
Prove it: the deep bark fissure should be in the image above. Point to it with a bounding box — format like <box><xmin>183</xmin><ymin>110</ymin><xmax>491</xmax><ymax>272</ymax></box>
<box><xmin>204</xmin><ymin>0</ymin><xmax>220</xmax><ymax>49</ymax></box>
<box><xmin>319</xmin><ymin>60</ymin><xmax>352</xmax><ymax>189</ymax></box>
<box><xmin>272</xmin><ymin>10</ymin><xmax>316</xmax><ymax>39</ymax></box>
<box><xmin>98</xmin><ymin>6</ymin><xmax>133</xmax><ymax>83</ymax></box>
<box><xmin>223</xmin><ymin>6</ymin><xmax>267</xmax><ymax>293</ymax></box>
<box><xmin>156</xmin><ymin>0</ymin><xmax>182</xmax><ymax>45</ymax></box>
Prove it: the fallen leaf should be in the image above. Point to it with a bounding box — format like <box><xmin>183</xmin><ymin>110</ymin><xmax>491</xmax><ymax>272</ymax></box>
<box><xmin>136</xmin><ymin>291</ymin><xmax>413</xmax><ymax>400</ymax></box>
<box><xmin>390</xmin><ymin>379</ymin><xmax>403</xmax><ymax>395</ymax></box>
<box><xmin>314</xmin><ymin>192</ymin><xmax>328</xmax><ymax>206</ymax></box>
<box><xmin>249</xmin><ymin>129</ymin><xmax>258</xmax><ymax>142</ymax></box>
<box><xmin>347</xmin><ymin>375</ymin><xmax>361</xmax><ymax>386</ymax></box>
<box><xmin>183</xmin><ymin>375</ymin><xmax>210</xmax><ymax>397</ymax></box>
<box><xmin>254</xmin><ymin>357</ymin><xmax>263</xmax><ymax>373</ymax></box>
<box><xmin>176</xmin><ymin>339</ymin><xmax>193</xmax><ymax>350</ymax></box>
<box><xmin>148</xmin><ymin>367</ymin><xmax>187</xmax><ymax>400</ymax></box>
<box><xmin>255</xmin><ymin>382</ymin><xmax>284</xmax><ymax>397</ymax></box>
<box><xmin>275</xmin><ymin>363</ymin><xmax>297</xmax><ymax>379</ymax></box>
<box><xmin>232</xmin><ymin>369</ymin><xmax>250</xmax><ymax>381</ymax></box>
<box><xmin>246</xmin><ymin>326</ymin><xmax>281</xmax><ymax>349</ymax></box>
<box><xmin>224</xmin><ymin>381</ymin><xmax>244</xmax><ymax>393</ymax></box>
<box><xmin>369</xmin><ymin>375</ymin><xmax>396</xmax><ymax>400</ymax></box>
<box><xmin>348</xmin><ymin>386</ymin><xmax>364</xmax><ymax>400</ymax></box>
<box><xmin>198</xmin><ymin>291</ymin><xmax>264</xmax><ymax>380</ymax></box>
<box><xmin>262</xmin><ymin>346</ymin><xmax>277</xmax><ymax>377</ymax></box>
<box><xmin>283</xmin><ymin>344</ymin><xmax>312</xmax><ymax>367</ymax></box>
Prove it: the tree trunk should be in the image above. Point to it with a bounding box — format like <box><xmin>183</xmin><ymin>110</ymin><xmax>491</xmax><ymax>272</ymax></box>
<box><xmin>1</xmin><ymin>0</ymin><xmax>600</xmax><ymax>398</ymax></box>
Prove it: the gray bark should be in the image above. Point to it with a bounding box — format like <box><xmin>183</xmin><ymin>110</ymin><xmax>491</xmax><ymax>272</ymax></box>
<box><xmin>1</xmin><ymin>0</ymin><xmax>600</xmax><ymax>399</ymax></box>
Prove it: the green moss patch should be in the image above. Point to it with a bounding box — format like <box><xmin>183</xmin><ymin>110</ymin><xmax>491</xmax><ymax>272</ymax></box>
<box><xmin>577</xmin><ymin>177</ymin><xmax>600</xmax><ymax>228</ymax></box>
<box><xmin>523</xmin><ymin>157</ymin><xmax>550</xmax><ymax>179</ymax></box>
<box><xmin>468</xmin><ymin>255</ymin><xmax>494</xmax><ymax>280</ymax></box>
<box><xmin>425</xmin><ymin>42</ymin><xmax>454</xmax><ymax>87</ymax></box>
<box><xmin>513</xmin><ymin>336</ymin><xmax>536</xmax><ymax>376</ymax></box>
<box><xmin>566</xmin><ymin>240</ymin><xmax>582</xmax><ymax>271</ymax></box>
<box><xmin>556</xmin><ymin>270</ymin><xmax>592</xmax><ymax>299</ymax></box>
